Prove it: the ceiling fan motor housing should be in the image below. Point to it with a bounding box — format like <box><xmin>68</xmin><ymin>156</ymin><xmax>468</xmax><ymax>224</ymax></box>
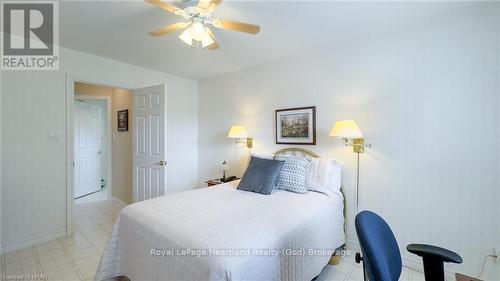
<box><xmin>182</xmin><ymin>6</ymin><xmax>213</xmax><ymax>22</ymax></box>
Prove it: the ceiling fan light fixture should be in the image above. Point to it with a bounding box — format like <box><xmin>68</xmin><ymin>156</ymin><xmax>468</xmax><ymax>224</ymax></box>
<box><xmin>178</xmin><ymin>28</ymin><xmax>194</xmax><ymax>46</ymax></box>
<box><xmin>178</xmin><ymin>22</ymin><xmax>214</xmax><ymax>48</ymax></box>
<box><xmin>201</xmin><ymin>28</ymin><xmax>215</xmax><ymax>48</ymax></box>
<box><xmin>192</xmin><ymin>22</ymin><xmax>205</xmax><ymax>37</ymax></box>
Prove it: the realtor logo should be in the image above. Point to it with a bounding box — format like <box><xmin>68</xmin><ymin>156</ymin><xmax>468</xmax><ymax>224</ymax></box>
<box><xmin>1</xmin><ymin>1</ymin><xmax>59</xmax><ymax>70</ymax></box>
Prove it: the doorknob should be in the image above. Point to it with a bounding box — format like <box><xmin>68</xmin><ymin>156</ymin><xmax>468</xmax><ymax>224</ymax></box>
<box><xmin>157</xmin><ymin>160</ymin><xmax>167</xmax><ymax>166</ymax></box>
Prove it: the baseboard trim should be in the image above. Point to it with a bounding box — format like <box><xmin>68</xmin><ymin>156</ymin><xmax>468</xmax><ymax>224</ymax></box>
<box><xmin>111</xmin><ymin>196</ymin><xmax>128</xmax><ymax>208</ymax></box>
<box><xmin>1</xmin><ymin>230</ymin><xmax>67</xmax><ymax>254</ymax></box>
<box><xmin>2</xmin><ymin>198</ymin><xmax>127</xmax><ymax>254</ymax></box>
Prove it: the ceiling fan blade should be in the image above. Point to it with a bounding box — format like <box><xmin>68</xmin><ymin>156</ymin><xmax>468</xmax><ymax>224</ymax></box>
<box><xmin>206</xmin><ymin>28</ymin><xmax>219</xmax><ymax>50</ymax></box>
<box><xmin>207</xmin><ymin>41</ymin><xmax>219</xmax><ymax>50</ymax></box>
<box><xmin>149</xmin><ymin>22</ymin><xmax>190</xmax><ymax>36</ymax></box>
<box><xmin>207</xmin><ymin>0</ymin><xmax>222</xmax><ymax>13</ymax></box>
<box><xmin>145</xmin><ymin>0</ymin><xmax>182</xmax><ymax>14</ymax></box>
<box><xmin>197</xmin><ymin>0</ymin><xmax>212</xmax><ymax>9</ymax></box>
<box><xmin>212</xmin><ymin>19</ymin><xmax>260</xmax><ymax>34</ymax></box>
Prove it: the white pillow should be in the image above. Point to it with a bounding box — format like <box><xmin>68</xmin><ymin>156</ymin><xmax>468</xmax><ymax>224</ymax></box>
<box><xmin>250</xmin><ymin>153</ymin><xmax>274</xmax><ymax>160</ymax></box>
<box><xmin>306</xmin><ymin>158</ymin><xmax>342</xmax><ymax>196</ymax></box>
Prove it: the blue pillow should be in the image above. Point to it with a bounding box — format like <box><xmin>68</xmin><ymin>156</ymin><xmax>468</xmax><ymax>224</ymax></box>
<box><xmin>237</xmin><ymin>156</ymin><xmax>285</xmax><ymax>195</ymax></box>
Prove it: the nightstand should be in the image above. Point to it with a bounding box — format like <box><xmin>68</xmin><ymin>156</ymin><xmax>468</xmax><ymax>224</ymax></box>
<box><xmin>205</xmin><ymin>177</ymin><xmax>240</xmax><ymax>187</ymax></box>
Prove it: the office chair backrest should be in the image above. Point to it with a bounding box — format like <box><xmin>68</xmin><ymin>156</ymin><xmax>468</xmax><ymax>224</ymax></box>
<box><xmin>355</xmin><ymin>211</ymin><xmax>402</xmax><ymax>281</ymax></box>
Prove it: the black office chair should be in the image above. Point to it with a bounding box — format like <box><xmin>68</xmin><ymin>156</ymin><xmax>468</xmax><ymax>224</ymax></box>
<box><xmin>355</xmin><ymin>211</ymin><xmax>462</xmax><ymax>281</ymax></box>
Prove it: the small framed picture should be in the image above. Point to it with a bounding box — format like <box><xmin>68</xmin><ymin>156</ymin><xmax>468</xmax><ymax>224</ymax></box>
<box><xmin>275</xmin><ymin>106</ymin><xmax>316</xmax><ymax>145</ymax></box>
<box><xmin>117</xmin><ymin>109</ymin><xmax>128</xmax><ymax>132</ymax></box>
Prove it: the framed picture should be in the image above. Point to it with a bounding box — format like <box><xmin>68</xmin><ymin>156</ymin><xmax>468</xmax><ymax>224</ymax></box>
<box><xmin>275</xmin><ymin>106</ymin><xmax>316</xmax><ymax>145</ymax></box>
<box><xmin>117</xmin><ymin>109</ymin><xmax>128</xmax><ymax>132</ymax></box>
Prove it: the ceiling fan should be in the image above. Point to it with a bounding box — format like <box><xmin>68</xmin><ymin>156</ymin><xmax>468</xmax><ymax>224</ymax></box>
<box><xmin>146</xmin><ymin>0</ymin><xmax>260</xmax><ymax>50</ymax></box>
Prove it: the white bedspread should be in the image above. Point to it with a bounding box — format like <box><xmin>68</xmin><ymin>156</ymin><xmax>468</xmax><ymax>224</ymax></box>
<box><xmin>95</xmin><ymin>181</ymin><xmax>344</xmax><ymax>281</ymax></box>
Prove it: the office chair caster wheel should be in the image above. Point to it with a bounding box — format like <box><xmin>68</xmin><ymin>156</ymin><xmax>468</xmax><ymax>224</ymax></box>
<box><xmin>355</xmin><ymin>252</ymin><xmax>363</xmax><ymax>264</ymax></box>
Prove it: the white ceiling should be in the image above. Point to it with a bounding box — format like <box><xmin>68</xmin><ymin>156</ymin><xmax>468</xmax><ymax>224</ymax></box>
<box><xmin>60</xmin><ymin>1</ymin><xmax>475</xmax><ymax>80</ymax></box>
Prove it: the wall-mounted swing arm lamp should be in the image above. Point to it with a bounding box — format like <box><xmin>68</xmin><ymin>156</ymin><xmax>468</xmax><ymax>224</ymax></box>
<box><xmin>329</xmin><ymin>120</ymin><xmax>371</xmax><ymax>153</ymax></box>
<box><xmin>227</xmin><ymin>125</ymin><xmax>253</xmax><ymax>148</ymax></box>
<box><xmin>329</xmin><ymin>120</ymin><xmax>371</xmax><ymax>212</ymax></box>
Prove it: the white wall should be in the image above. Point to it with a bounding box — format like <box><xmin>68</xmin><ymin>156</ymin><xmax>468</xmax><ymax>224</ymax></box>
<box><xmin>166</xmin><ymin>81</ymin><xmax>199</xmax><ymax>193</ymax></box>
<box><xmin>0</xmin><ymin>71</ymin><xmax>2</xmax><ymax>250</ymax></box>
<box><xmin>199</xmin><ymin>4</ymin><xmax>499</xmax><ymax>278</ymax></box>
<box><xmin>111</xmin><ymin>88</ymin><xmax>134</xmax><ymax>203</ymax></box>
<box><xmin>496</xmin><ymin>3</ymin><xmax>500</xmax><ymax>279</ymax></box>
<box><xmin>1</xmin><ymin>47</ymin><xmax>198</xmax><ymax>252</ymax></box>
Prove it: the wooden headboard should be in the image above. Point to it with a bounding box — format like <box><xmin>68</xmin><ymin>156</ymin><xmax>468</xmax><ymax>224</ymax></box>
<box><xmin>273</xmin><ymin>147</ymin><xmax>347</xmax><ymax>242</ymax></box>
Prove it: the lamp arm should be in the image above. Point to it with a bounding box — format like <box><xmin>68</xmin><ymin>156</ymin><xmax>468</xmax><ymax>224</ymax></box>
<box><xmin>343</xmin><ymin>138</ymin><xmax>372</xmax><ymax>148</ymax></box>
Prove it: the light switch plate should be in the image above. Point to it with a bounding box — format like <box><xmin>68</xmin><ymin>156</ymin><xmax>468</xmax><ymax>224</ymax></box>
<box><xmin>48</xmin><ymin>131</ymin><xmax>64</xmax><ymax>143</ymax></box>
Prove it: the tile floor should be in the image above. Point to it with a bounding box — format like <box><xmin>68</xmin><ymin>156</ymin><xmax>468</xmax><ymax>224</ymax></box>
<box><xmin>0</xmin><ymin>190</ymin><xmax>124</xmax><ymax>281</ymax></box>
<box><xmin>76</xmin><ymin>189</ymin><xmax>109</xmax><ymax>203</ymax></box>
<box><xmin>1</xmin><ymin>190</ymin><xmax>427</xmax><ymax>281</ymax></box>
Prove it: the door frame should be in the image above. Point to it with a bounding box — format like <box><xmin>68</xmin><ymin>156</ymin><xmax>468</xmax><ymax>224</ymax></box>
<box><xmin>66</xmin><ymin>74</ymin><xmax>134</xmax><ymax>236</ymax></box>
<box><xmin>74</xmin><ymin>95</ymin><xmax>112</xmax><ymax>201</ymax></box>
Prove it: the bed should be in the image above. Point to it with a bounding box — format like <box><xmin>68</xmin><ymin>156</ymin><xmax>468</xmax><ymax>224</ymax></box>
<box><xmin>95</xmin><ymin>148</ymin><xmax>345</xmax><ymax>281</ymax></box>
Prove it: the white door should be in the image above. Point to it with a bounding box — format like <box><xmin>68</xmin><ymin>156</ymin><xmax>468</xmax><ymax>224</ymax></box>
<box><xmin>133</xmin><ymin>84</ymin><xmax>167</xmax><ymax>202</ymax></box>
<box><xmin>74</xmin><ymin>101</ymin><xmax>103</xmax><ymax>198</ymax></box>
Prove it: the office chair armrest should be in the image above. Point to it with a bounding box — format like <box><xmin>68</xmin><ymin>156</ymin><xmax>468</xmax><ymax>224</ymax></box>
<box><xmin>407</xmin><ymin>244</ymin><xmax>463</xmax><ymax>264</ymax></box>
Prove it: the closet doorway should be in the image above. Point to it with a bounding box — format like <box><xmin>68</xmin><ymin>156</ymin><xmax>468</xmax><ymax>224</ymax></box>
<box><xmin>72</xmin><ymin>82</ymin><xmax>133</xmax><ymax>204</ymax></box>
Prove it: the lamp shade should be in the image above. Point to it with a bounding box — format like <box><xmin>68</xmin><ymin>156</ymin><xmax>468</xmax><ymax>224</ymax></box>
<box><xmin>178</xmin><ymin>22</ymin><xmax>215</xmax><ymax>48</ymax></box>
<box><xmin>329</xmin><ymin>120</ymin><xmax>363</xmax><ymax>139</ymax></box>
<box><xmin>227</xmin><ymin>126</ymin><xmax>248</xmax><ymax>138</ymax></box>
<box><xmin>178</xmin><ymin>29</ymin><xmax>193</xmax><ymax>46</ymax></box>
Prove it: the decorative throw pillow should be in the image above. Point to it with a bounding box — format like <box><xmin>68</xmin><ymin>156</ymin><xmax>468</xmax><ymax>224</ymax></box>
<box><xmin>237</xmin><ymin>156</ymin><xmax>285</xmax><ymax>195</ymax></box>
<box><xmin>306</xmin><ymin>158</ymin><xmax>342</xmax><ymax>196</ymax></box>
<box><xmin>275</xmin><ymin>156</ymin><xmax>311</xmax><ymax>194</ymax></box>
